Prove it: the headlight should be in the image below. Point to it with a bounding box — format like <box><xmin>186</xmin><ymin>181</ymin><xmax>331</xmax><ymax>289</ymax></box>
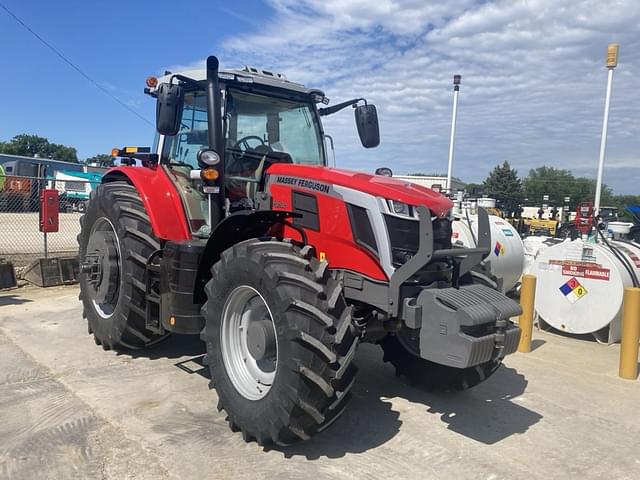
<box><xmin>197</xmin><ymin>149</ymin><xmax>221</xmax><ymax>166</ymax></box>
<box><xmin>387</xmin><ymin>199</ymin><xmax>413</xmax><ymax>217</ymax></box>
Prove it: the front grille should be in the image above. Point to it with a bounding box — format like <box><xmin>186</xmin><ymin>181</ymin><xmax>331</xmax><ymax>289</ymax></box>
<box><xmin>384</xmin><ymin>214</ymin><xmax>452</xmax><ymax>266</ymax></box>
<box><xmin>384</xmin><ymin>214</ymin><xmax>419</xmax><ymax>266</ymax></box>
<box><xmin>432</xmin><ymin>218</ymin><xmax>452</xmax><ymax>250</ymax></box>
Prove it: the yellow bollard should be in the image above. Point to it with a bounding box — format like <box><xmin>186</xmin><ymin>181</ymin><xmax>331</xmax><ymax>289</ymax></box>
<box><xmin>518</xmin><ymin>274</ymin><xmax>536</xmax><ymax>353</ymax></box>
<box><xmin>619</xmin><ymin>287</ymin><xmax>640</xmax><ymax>380</ymax></box>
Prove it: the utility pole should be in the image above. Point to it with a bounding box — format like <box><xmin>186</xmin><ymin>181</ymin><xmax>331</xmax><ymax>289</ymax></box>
<box><xmin>594</xmin><ymin>43</ymin><xmax>619</xmax><ymax>216</ymax></box>
<box><xmin>446</xmin><ymin>74</ymin><xmax>461</xmax><ymax>195</ymax></box>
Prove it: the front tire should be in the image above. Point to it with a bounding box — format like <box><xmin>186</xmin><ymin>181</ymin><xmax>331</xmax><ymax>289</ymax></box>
<box><xmin>78</xmin><ymin>181</ymin><xmax>168</xmax><ymax>350</ymax></box>
<box><xmin>201</xmin><ymin>239</ymin><xmax>358</xmax><ymax>445</ymax></box>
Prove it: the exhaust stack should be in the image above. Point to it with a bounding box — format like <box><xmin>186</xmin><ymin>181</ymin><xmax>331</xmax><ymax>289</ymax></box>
<box><xmin>206</xmin><ymin>55</ymin><xmax>224</xmax><ymax>225</ymax></box>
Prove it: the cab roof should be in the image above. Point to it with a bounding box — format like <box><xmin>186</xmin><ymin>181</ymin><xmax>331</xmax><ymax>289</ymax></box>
<box><xmin>156</xmin><ymin>66</ymin><xmax>325</xmax><ymax>98</ymax></box>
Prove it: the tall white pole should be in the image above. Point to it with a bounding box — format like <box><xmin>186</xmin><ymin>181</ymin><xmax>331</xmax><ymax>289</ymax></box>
<box><xmin>594</xmin><ymin>44</ymin><xmax>619</xmax><ymax>216</ymax></box>
<box><xmin>446</xmin><ymin>75</ymin><xmax>461</xmax><ymax>194</ymax></box>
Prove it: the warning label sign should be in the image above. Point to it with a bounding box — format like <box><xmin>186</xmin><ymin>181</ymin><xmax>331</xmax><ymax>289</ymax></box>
<box><xmin>550</xmin><ymin>259</ymin><xmax>610</xmax><ymax>281</ymax></box>
<box><xmin>561</xmin><ymin>264</ymin><xmax>610</xmax><ymax>281</ymax></box>
<box><xmin>559</xmin><ymin>277</ymin><xmax>588</xmax><ymax>304</ymax></box>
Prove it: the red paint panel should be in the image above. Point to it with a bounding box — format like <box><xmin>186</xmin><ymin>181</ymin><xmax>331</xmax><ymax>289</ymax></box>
<box><xmin>271</xmin><ymin>183</ymin><xmax>388</xmax><ymax>281</ymax></box>
<box><xmin>104</xmin><ymin>167</ymin><xmax>191</xmax><ymax>241</ymax></box>
<box><xmin>267</xmin><ymin>163</ymin><xmax>453</xmax><ymax>218</ymax></box>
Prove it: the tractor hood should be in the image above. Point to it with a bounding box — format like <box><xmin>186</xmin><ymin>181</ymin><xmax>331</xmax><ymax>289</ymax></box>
<box><xmin>265</xmin><ymin>164</ymin><xmax>453</xmax><ymax>218</ymax></box>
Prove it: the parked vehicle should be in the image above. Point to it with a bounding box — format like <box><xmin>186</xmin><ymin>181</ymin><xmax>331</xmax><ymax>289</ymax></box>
<box><xmin>0</xmin><ymin>154</ymin><xmax>104</xmax><ymax>211</ymax></box>
<box><xmin>78</xmin><ymin>56</ymin><xmax>522</xmax><ymax>445</ymax></box>
<box><xmin>49</xmin><ymin>170</ymin><xmax>103</xmax><ymax>212</ymax></box>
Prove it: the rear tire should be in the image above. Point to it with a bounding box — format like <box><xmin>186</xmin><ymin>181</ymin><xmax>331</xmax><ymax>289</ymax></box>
<box><xmin>78</xmin><ymin>181</ymin><xmax>168</xmax><ymax>350</ymax></box>
<box><xmin>379</xmin><ymin>332</ymin><xmax>502</xmax><ymax>391</ymax></box>
<box><xmin>201</xmin><ymin>239</ymin><xmax>358</xmax><ymax>445</ymax></box>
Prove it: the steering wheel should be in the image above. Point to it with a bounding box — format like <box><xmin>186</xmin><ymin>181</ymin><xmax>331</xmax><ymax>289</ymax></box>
<box><xmin>231</xmin><ymin>135</ymin><xmax>269</xmax><ymax>160</ymax></box>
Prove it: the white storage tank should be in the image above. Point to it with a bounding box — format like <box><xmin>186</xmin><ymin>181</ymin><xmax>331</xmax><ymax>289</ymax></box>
<box><xmin>529</xmin><ymin>238</ymin><xmax>640</xmax><ymax>343</ymax></box>
<box><xmin>522</xmin><ymin>236</ymin><xmax>563</xmax><ymax>275</ymax></box>
<box><xmin>452</xmin><ymin>215</ymin><xmax>524</xmax><ymax>292</ymax></box>
<box><xmin>477</xmin><ymin>198</ymin><xmax>497</xmax><ymax>209</ymax></box>
<box><xmin>607</xmin><ymin>221</ymin><xmax>633</xmax><ymax>240</ymax></box>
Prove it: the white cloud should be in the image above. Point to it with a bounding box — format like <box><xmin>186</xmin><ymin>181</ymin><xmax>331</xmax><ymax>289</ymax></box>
<box><xmin>209</xmin><ymin>0</ymin><xmax>640</xmax><ymax>193</ymax></box>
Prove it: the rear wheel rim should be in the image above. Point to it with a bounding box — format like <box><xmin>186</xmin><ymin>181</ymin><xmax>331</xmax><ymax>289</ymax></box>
<box><xmin>221</xmin><ymin>285</ymin><xmax>278</xmax><ymax>400</ymax></box>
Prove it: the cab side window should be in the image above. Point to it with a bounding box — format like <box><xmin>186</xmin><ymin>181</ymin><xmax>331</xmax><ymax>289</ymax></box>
<box><xmin>162</xmin><ymin>91</ymin><xmax>208</xmax><ymax>169</ymax></box>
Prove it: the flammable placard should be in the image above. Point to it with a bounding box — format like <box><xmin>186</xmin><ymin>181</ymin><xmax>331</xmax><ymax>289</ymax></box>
<box><xmin>560</xmin><ymin>264</ymin><xmax>610</xmax><ymax>281</ymax></box>
<box><xmin>548</xmin><ymin>259</ymin><xmax>611</xmax><ymax>281</ymax></box>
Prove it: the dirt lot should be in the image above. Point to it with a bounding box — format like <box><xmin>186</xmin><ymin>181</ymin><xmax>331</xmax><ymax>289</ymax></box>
<box><xmin>1</xmin><ymin>285</ymin><xmax>639</xmax><ymax>480</ymax></box>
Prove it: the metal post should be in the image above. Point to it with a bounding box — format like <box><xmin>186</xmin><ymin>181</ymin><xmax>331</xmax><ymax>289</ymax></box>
<box><xmin>518</xmin><ymin>274</ymin><xmax>537</xmax><ymax>353</ymax></box>
<box><xmin>208</xmin><ymin>195</ymin><xmax>213</xmax><ymax>229</ymax></box>
<box><xmin>446</xmin><ymin>75</ymin><xmax>461</xmax><ymax>195</ymax></box>
<box><xmin>619</xmin><ymin>287</ymin><xmax>640</xmax><ymax>380</ymax></box>
<box><xmin>594</xmin><ymin>44</ymin><xmax>619</xmax><ymax>216</ymax></box>
<box><xmin>44</xmin><ymin>231</ymin><xmax>48</xmax><ymax>259</ymax></box>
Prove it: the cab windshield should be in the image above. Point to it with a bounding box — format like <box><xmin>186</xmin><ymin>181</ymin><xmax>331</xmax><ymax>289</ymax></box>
<box><xmin>225</xmin><ymin>89</ymin><xmax>325</xmax><ymax>170</ymax></box>
<box><xmin>164</xmin><ymin>88</ymin><xmax>325</xmax><ymax>170</ymax></box>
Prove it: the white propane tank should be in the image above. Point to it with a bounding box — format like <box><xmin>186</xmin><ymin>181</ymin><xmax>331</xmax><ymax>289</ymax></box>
<box><xmin>522</xmin><ymin>236</ymin><xmax>563</xmax><ymax>275</ymax></box>
<box><xmin>477</xmin><ymin>197</ymin><xmax>497</xmax><ymax>209</ymax></box>
<box><xmin>530</xmin><ymin>238</ymin><xmax>640</xmax><ymax>343</ymax></box>
<box><xmin>607</xmin><ymin>221</ymin><xmax>633</xmax><ymax>240</ymax></box>
<box><xmin>452</xmin><ymin>214</ymin><xmax>524</xmax><ymax>292</ymax></box>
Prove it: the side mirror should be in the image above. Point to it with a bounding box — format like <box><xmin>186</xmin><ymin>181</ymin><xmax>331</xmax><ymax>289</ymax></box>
<box><xmin>156</xmin><ymin>83</ymin><xmax>184</xmax><ymax>136</ymax></box>
<box><xmin>355</xmin><ymin>104</ymin><xmax>380</xmax><ymax>148</ymax></box>
<box><xmin>375</xmin><ymin>167</ymin><xmax>393</xmax><ymax>177</ymax></box>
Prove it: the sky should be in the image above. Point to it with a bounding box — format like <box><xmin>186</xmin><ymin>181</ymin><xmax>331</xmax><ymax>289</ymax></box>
<box><xmin>0</xmin><ymin>0</ymin><xmax>638</xmax><ymax>194</ymax></box>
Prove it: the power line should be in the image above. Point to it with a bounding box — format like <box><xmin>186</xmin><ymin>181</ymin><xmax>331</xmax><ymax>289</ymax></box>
<box><xmin>0</xmin><ymin>3</ymin><xmax>153</xmax><ymax>127</ymax></box>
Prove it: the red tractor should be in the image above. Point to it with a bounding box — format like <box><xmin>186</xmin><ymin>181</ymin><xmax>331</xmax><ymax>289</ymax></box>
<box><xmin>78</xmin><ymin>56</ymin><xmax>521</xmax><ymax>445</ymax></box>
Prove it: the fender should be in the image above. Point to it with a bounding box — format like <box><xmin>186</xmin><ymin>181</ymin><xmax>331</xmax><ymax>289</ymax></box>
<box><xmin>102</xmin><ymin>167</ymin><xmax>191</xmax><ymax>241</ymax></box>
<box><xmin>193</xmin><ymin>209</ymin><xmax>294</xmax><ymax>303</ymax></box>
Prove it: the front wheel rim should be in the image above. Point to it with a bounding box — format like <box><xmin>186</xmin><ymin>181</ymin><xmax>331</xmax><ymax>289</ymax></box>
<box><xmin>85</xmin><ymin>217</ymin><xmax>121</xmax><ymax>319</ymax></box>
<box><xmin>220</xmin><ymin>285</ymin><xmax>278</xmax><ymax>400</ymax></box>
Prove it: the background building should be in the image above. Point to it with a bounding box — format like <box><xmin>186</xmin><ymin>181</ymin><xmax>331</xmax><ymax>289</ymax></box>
<box><xmin>392</xmin><ymin>174</ymin><xmax>465</xmax><ymax>193</ymax></box>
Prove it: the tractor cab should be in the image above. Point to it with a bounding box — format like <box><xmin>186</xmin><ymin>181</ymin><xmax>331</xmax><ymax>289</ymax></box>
<box><xmin>142</xmin><ymin>62</ymin><xmax>379</xmax><ymax>235</ymax></box>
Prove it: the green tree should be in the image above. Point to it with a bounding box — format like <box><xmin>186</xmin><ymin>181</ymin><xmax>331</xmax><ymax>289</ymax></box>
<box><xmin>0</xmin><ymin>134</ymin><xmax>78</xmax><ymax>162</ymax></box>
<box><xmin>85</xmin><ymin>153</ymin><xmax>114</xmax><ymax>167</ymax></box>
<box><xmin>522</xmin><ymin>166</ymin><xmax>613</xmax><ymax>209</ymax></box>
<box><xmin>464</xmin><ymin>182</ymin><xmax>484</xmax><ymax>196</ymax></box>
<box><xmin>522</xmin><ymin>166</ymin><xmax>574</xmax><ymax>206</ymax></box>
<box><xmin>483</xmin><ymin>161</ymin><xmax>523</xmax><ymax>212</ymax></box>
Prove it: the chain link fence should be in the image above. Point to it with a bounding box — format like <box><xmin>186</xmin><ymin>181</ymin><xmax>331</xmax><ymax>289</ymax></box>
<box><xmin>0</xmin><ymin>175</ymin><xmax>93</xmax><ymax>270</ymax></box>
